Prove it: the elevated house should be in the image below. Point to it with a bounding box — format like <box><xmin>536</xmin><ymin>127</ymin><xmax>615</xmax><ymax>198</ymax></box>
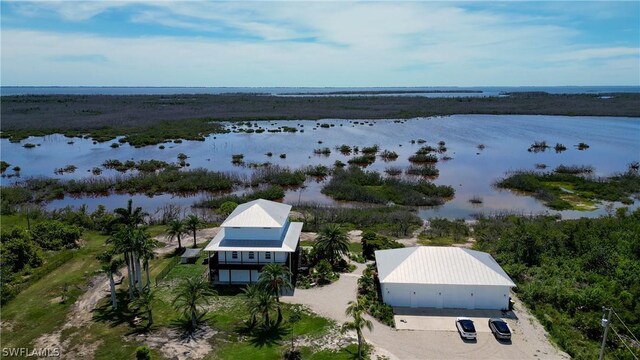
<box><xmin>205</xmin><ymin>199</ymin><xmax>302</xmax><ymax>284</ymax></box>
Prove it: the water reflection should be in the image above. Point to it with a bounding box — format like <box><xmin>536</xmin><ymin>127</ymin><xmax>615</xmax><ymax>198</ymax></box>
<box><xmin>2</xmin><ymin>115</ymin><xmax>638</xmax><ymax>220</ymax></box>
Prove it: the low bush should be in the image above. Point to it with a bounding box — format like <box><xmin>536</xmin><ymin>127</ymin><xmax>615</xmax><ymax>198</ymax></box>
<box><xmin>408</xmin><ymin>153</ymin><xmax>438</xmax><ymax>163</ymax></box>
<box><xmin>347</xmin><ymin>154</ymin><xmax>376</xmax><ymax>166</ymax></box>
<box><xmin>195</xmin><ymin>185</ymin><xmax>285</xmax><ymax>209</ymax></box>
<box><xmin>322</xmin><ymin>166</ymin><xmax>453</xmax><ymax>206</ymax></box>
<box><xmin>379</xmin><ymin>150</ymin><xmax>398</xmax><ymax>161</ymax></box>
<box><xmin>358</xmin><ymin>264</ymin><xmax>394</xmax><ymax>327</ymax></box>
<box><xmin>361</xmin><ymin>230</ymin><xmax>404</xmax><ymax>260</ymax></box>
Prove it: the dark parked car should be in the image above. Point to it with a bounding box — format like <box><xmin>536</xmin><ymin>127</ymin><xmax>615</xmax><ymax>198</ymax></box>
<box><xmin>455</xmin><ymin>317</ymin><xmax>477</xmax><ymax>340</ymax></box>
<box><xmin>488</xmin><ymin>318</ymin><xmax>511</xmax><ymax>340</ymax></box>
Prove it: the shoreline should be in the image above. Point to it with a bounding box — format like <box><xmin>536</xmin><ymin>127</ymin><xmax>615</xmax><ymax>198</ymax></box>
<box><xmin>2</xmin><ymin>93</ymin><xmax>640</xmax><ymax>146</ymax></box>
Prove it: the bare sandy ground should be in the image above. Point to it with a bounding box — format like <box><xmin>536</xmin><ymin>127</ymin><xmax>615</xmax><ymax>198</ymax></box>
<box><xmin>33</xmin><ymin>227</ymin><xmax>219</xmax><ymax>360</ymax></box>
<box><xmin>282</xmin><ymin>262</ymin><xmax>569</xmax><ymax>360</ymax></box>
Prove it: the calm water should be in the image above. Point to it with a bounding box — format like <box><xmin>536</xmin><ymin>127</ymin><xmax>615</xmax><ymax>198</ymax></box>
<box><xmin>1</xmin><ymin>115</ymin><xmax>639</xmax><ymax>220</ymax></box>
<box><xmin>2</xmin><ymin>86</ymin><xmax>639</xmax><ymax>97</ymax></box>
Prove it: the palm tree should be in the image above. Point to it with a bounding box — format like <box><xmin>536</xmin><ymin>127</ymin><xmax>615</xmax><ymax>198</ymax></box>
<box><xmin>166</xmin><ymin>218</ymin><xmax>187</xmax><ymax>251</ymax></box>
<box><xmin>257</xmin><ymin>264</ymin><xmax>292</xmax><ymax>324</ymax></box>
<box><xmin>242</xmin><ymin>284</ymin><xmax>261</xmax><ymax>327</ymax></box>
<box><xmin>342</xmin><ymin>300</ymin><xmax>373</xmax><ymax>360</ymax></box>
<box><xmin>248</xmin><ymin>290</ymin><xmax>277</xmax><ymax>328</ymax></box>
<box><xmin>108</xmin><ymin>227</ymin><xmax>137</xmax><ymax>299</ymax></box>
<box><xmin>185</xmin><ymin>214</ymin><xmax>202</xmax><ymax>248</ymax></box>
<box><xmin>132</xmin><ymin>288</ymin><xmax>156</xmax><ymax>327</ymax></box>
<box><xmin>134</xmin><ymin>229</ymin><xmax>158</xmax><ymax>289</ymax></box>
<box><xmin>172</xmin><ymin>276</ymin><xmax>217</xmax><ymax>330</ymax></box>
<box><xmin>113</xmin><ymin>199</ymin><xmax>147</xmax><ymax>228</ymax></box>
<box><xmin>315</xmin><ymin>224</ymin><xmax>350</xmax><ymax>268</ymax></box>
<box><xmin>97</xmin><ymin>250</ymin><xmax>124</xmax><ymax>309</ymax></box>
<box><xmin>257</xmin><ymin>263</ymin><xmax>292</xmax><ymax>303</ymax></box>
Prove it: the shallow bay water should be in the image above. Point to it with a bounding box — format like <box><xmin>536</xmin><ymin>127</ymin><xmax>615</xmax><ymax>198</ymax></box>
<box><xmin>2</xmin><ymin>115</ymin><xmax>638</xmax><ymax>220</ymax></box>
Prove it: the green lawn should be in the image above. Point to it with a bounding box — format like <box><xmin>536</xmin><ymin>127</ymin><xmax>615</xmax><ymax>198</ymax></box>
<box><xmin>1</xmin><ymin>231</ymin><xmax>108</xmax><ymax>349</ymax></box>
<box><xmin>1</xmin><ymin>218</ymin><xmax>357</xmax><ymax>359</ymax></box>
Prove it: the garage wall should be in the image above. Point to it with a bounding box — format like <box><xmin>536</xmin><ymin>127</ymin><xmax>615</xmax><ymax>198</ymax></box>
<box><xmin>381</xmin><ymin>283</ymin><xmax>511</xmax><ymax>310</ymax></box>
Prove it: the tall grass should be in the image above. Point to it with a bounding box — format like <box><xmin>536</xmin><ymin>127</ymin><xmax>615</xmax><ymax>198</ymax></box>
<box><xmin>322</xmin><ymin>166</ymin><xmax>454</xmax><ymax>206</ymax></box>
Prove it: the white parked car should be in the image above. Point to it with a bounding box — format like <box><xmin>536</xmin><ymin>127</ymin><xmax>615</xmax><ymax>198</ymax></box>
<box><xmin>456</xmin><ymin>317</ymin><xmax>477</xmax><ymax>340</ymax></box>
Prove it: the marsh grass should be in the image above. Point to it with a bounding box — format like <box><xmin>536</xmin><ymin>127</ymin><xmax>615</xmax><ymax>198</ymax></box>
<box><xmin>408</xmin><ymin>153</ymin><xmax>438</xmax><ymax>164</ymax></box>
<box><xmin>322</xmin><ymin>166</ymin><xmax>453</xmax><ymax>206</ymax></box>
<box><xmin>379</xmin><ymin>150</ymin><xmax>399</xmax><ymax>161</ymax></box>
<box><xmin>347</xmin><ymin>154</ymin><xmax>376</xmax><ymax>166</ymax></box>
<box><xmin>497</xmin><ymin>169</ymin><xmax>639</xmax><ymax>210</ymax></box>
<box><xmin>405</xmin><ymin>165</ymin><xmax>439</xmax><ymax>177</ymax></box>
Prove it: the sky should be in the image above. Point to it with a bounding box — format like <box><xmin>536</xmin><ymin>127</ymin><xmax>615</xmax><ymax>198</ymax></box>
<box><xmin>1</xmin><ymin>1</ymin><xmax>639</xmax><ymax>87</ymax></box>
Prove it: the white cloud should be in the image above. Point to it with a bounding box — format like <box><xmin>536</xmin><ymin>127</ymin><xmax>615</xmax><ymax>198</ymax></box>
<box><xmin>1</xmin><ymin>2</ymin><xmax>638</xmax><ymax>86</ymax></box>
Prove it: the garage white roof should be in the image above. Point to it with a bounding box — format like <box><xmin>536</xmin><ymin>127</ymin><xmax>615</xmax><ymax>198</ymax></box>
<box><xmin>375</xmin><ymin>247</ymin><xmax>515</xmax><ymax>287</ymax></box>
<box><xmin>221</xmin><ymin>199</ymin><xmax>291</xmax><ymax>228</ymax></box>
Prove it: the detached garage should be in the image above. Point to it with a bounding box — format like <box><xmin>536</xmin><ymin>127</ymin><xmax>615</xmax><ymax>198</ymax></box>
<box><xmin>375</xmin><ymin>247</ymin><xmax>515</xmax><ymax>310</ymax></box>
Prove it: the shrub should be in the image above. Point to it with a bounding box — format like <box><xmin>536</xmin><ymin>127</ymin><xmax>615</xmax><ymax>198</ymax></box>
<box><xmin>469</xmin><ymin>196</ymin><xmax>483</xmax><ymax>204</ymax></box>
<box><xmin>408</xmin><ymin>153</ymin><xmax>438</xmax><ymax>163</ymax></box>
<box><xmin>1</xmin><ymin>161</ymin><xmax>10</xmax><ymax>173</ymax></box>
<box><xmin>554</xmin><ymin>165</ymin><xmax>594</xmax><ymax>175</ymax></box>
<box><xmin>0</xmin><ymin>228</ymin><xmax>43</xmax><ymax>273</ymax></box>
<box><xmin>31</xmin><ymin>220</ymin><xmax>83</xmax><ymax>251</ymax></box>
<box><xmin>361</xmin><ymin>230</ymin><xmax>404</xmax><ymax>260</ymax></box>
<box><xmin>304</xmin><ymin>165</ymin><xmax>330</xmax><ymax>177</ymax></box>
<box><xmin>219</xmin><ymin>201</ymin><xmax>238</xmax><ymax>216</ymax></box>
<box><xmin>528</xmin><ymin>140</ymin><xmax>549</xmax><ymax>152</ymax></box>
<box><xmin>322</xmin><ymin>166</ymin><xmax>453</xmax><ymax>206</ymax></box>
<box><xmin>405</xmin><ymin>165</ymin><xmax>439</xmax><ymax>177</ymax></box>
<box><xmin>576</xmin><ymin>142</ymin><xmax>590</xmax><ymax>150</ymax></box>
<box><xmin>313</xmin><ymin>147</ymin><xmax>331</xmax><ymax>155</ymax></box>
<box><xmin>337</xmin><ymin>144</ymin><xmax>352</xmax><ymax>154</ymax></box>
<box><xmin>135</xmin><ymin>346</ymin><xmax>152</xmax><ymax>360</ymax></box>
<box><xmin>347</xmin><ymin>154</ymin><xmax>376</xmax><ymax>166</ymax></box>
<box><xmin>415</xmin><ymin>146</ymin><xmax>437</xmax><ymax>154</ymax></box>
<box><xmin>250</xmin><ymin>166</ymin><xmax>305</xmax><ymax>187</ymax></box>
<box><xmin>554</xmin><ymin>143</ymin><xmax>567</xmax><ymax>152</ymax></box>
<box><xmin>379</xmin><ymin>150</ymin><xmax>398</xmax><ymax>161</ymax></box>
<box><xmin>361</xmin><ymin>145</ymin><xmax>379</xmax><ymax>154</ymax></box>
<box><xmin>384</xmin><ymin>167</ymin><xmax>402</xmax><ymax>176</ymax></box>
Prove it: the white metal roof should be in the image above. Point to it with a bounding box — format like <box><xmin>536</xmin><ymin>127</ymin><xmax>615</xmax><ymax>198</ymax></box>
<box><xmin>221</xmin><ymin>199</ymin><xmax>292</xmax><ymax>228</ymax></box>
<box><xmin>204</xmin><ymin>222</ymin><xmax>302</xmax><ymax>253</ymax></box>
<box><xmin>375</xmin><ymin>247</ymin><xmax>516</xmax><ymax>287</ymax></box>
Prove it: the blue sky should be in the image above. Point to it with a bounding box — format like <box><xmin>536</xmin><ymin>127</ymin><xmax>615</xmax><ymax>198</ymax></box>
<box><xmin>1</xmin><ymin>1</ymin><xmax>639</xmax><ymax>86</ymax></box>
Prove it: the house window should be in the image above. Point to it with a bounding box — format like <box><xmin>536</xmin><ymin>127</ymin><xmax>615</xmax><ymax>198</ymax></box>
<box><xmin>248</xmin><ymin>252</ymin><xmax>255</xmax><ymax>260</ymax></box>
<box><xmin>265</xmin><ymin>252</ymin><xmax>271</xmax><ymax>260</ymax></box>
<box><xmin>231</xmin><ymin>251</ymin><xmax>238</xmax><ymax>259</ymax></box>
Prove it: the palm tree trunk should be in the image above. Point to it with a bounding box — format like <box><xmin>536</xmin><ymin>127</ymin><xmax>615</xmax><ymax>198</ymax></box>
<box><xmin>145</xmin><ymin>260</ymin><xmax>151</xmax><ymax>289</ymax></box>
<box><xmin>192</xmin><ymin>308</ymin><xmax>197</xmax><ymax>329</ymax></box>
<box><xmin>357</xmin><ymin>330</ymin><xmax>362</xmax><ymax>359</ymax></box>
<box><xmin>125</xmin><ymin>252</ymin><xmax>135</xmax><ymax>299</ymax></box>
<box><xmin>177</xmin><ymin>235</ymin><xmax>182</xmax><ymax>250</ymax></box>
<box><xmin>136</xmin><ymin>256</ymin><xmax>143</xmax><ymax>292</ymax></box>
<box><xmin>193</xmin><ymin>230</ymin><xmax>197</xmax><ymax>248</ymax></box>
<box><xmin>265</xmin><ymin>311</ymin><xmax>270</xmax><ymax>326</ymax></box>
<box><xmin>109</xmin><ymin>272</ymin><xmax>117</xmax><ymax>309</ymax></box>
<box><xmin>148</xmin><ymin>309</ymin><xmax>153</xmax><ymax>326</ymax></box>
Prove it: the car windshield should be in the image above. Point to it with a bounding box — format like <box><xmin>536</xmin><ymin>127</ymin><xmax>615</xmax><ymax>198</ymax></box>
<box><xmin>459</xmin><ymin>320</ymin><xmax>475</xmax><ymax>332</ymax></box>
<box><xmin>493</xmin><ymin>320</ymin><xmax>510</xmax><ymax>333</ymax></box>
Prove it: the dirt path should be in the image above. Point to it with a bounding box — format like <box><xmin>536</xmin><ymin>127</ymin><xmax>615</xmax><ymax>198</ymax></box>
<box><xmin>34</xmin><ymin>227</ymin><xmax>220</xmax><ymax>360</ymax></box>
<box><xmin>283</xmin><ymin>262</ymin><xmax>569</xmax><ymax>360</ymax></box>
